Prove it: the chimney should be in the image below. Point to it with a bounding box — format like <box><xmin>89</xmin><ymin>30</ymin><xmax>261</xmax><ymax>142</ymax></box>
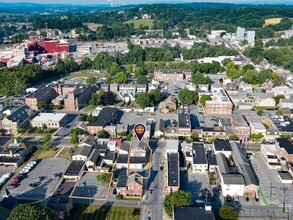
<box><xmin>14</xmin><ymin>138</ymin><xmax>17</xmax><ymax>144</ymax></box>
<box><xmin>10</xmin><ymin>150</ymin><xmax>13</xmax><ymax>157</ymax></box>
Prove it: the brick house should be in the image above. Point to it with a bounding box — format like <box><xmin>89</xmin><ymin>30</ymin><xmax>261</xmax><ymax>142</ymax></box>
<box><xmin>25</xmin><ymin>87</ymin><xmax>57</xmax><ymax>110</ymax></box>
<box><xmin>232</xmin><ymin>114</ymin><xmax>250</xmax><ymax>141</ymax></box>
<box><xmin>116</xmin><ymin>175</ymin><xmax>143</xmax><ymax>198</ymax></box>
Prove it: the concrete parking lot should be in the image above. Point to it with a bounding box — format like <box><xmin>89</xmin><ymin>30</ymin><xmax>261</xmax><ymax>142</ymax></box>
<box><xmin>9</xmin><ymin>158</ymin><xmax>70</xmax><ymax>200</ymax></box>
<box><xmin>71</xmin><ymin>172</ymin><xmax>111</xmax><ymax>200</ymax></box>
<box><xmin>180</xmin><ymin>170</ymin><xmax>209</xmax><ymax>202</ymax></box>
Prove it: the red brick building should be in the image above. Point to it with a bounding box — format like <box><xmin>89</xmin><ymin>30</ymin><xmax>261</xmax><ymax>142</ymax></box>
<box><xmin>25</xmin><ymin>87</ymin><xmax>57</xmax><ymax>110</ymax></box>
<box><xmin>116</xmin><ymin>175</ymin><xmax>143</xmax><ymax>198</ymax></box>
<box><xmin>276</xmin><ymin>138</ymin><xmax>293</xmax><ymax>163</ymax></box>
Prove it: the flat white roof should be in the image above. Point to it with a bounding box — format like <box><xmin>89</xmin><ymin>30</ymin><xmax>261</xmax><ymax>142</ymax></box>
<box><xmin>251</xmin><ymin>122</ymin><xmax>266</xmax><ymax>130</ymax></box>
<box><xmin>31</xmin><ymin>113</ymin><xmax>66</xmax><ymax>123</ymax></box>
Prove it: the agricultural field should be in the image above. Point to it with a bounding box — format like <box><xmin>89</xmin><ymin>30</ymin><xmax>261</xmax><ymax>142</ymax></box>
<box><xmin>264</xmin><ymin>17</ymin><xmax>282</xmax><ymax>26</ymax></box>
<box><xmin>84</xmin><ymin>23</ymin><xmax>103</xmax><ymax>30</ymax></box>
<box><xmin>124</xmin><ymin>19</ymin><xmax>154</xmax><ymax>28</ymax></box>
<box><xmin>65</xmin><ymin>204</ymin><xmax>140</xmax><ymax>220</ymax></box>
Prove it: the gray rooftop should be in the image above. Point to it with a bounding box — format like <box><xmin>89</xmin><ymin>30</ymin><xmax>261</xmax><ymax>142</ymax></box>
<box><xmin>168</xmin><ymin>153</ymin><xmax>179</xmax><ymax>187</ymax></box>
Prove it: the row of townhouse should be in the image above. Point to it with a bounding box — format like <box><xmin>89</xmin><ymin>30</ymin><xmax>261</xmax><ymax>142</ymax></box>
<box><xmin>63</xmin><ymin>136</ymin><xmax>148</xmax><ymax>198</ymax></box>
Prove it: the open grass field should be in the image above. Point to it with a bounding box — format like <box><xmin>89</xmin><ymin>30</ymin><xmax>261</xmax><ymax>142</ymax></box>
<box><xmin>57</xmin><ymin>147</ymin><xmax>72</xmax><ymax>160</ymax></box>
<box><xmin>82</xmin><ymin>104</ymin><xmax>96</xmax><ymax>113</ymax></box>
<box><xmin>66</xmin><ymin>204</ymin><xmax>140</xmax><ymax>220</ymax></box>
<box><xmin>124</xmin><ymin>19</ymin><xmax>154</xmax><ymax>29</ymax></box>
<box><xmin>264</xmin><ymin>18</ymin><xmax>282</xmax><ymax>26</ymax></box>
<box><xmin>84</xmin><ymin>23</ymin><xmax>103</xmax><ymax>30</ymax></box>
<box><xmin>33</xmin><ymin>147</ymin><xmax>60</xmax><ymax>159</ymax></box>
<box><xmin>65</xmin><ymin>70</ymin><xmax>105</xmax><ymax>80</ymax></box>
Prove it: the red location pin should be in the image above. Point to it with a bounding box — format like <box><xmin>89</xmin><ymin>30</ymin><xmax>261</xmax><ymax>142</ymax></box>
<box><xmin>134</xmin><ymin>123</ymin><xmax>146</xmax><ymax>141</ymax></box>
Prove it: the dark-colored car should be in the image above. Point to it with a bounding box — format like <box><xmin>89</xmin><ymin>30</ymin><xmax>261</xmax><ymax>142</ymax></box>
<box><xmin>16</xmin><ymin>174</ymin><xmax>26</xmax><ymax>180</ymax></box>
<box><xmin>52</xmin><ymin>173</ymin><xmax>61</xmax><ymax>180</ymax></box>
<box><xmin>113</xmin><ymin>188</ymin><xmax>117</xmax><ymax>195</ymax></box>
<box><xmin>29</xmin><ymin>182</ymin><xmax>41</xmax><ymax>187</ymax></box>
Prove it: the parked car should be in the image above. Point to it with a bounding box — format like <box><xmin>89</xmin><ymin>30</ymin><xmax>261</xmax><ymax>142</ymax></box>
<box><xmin>6</xmin><ymin>183</ymin><xmax>17</xmax><ymax>189</ymax></box>
<box><xmin>113</xmin><ymin>188</ymin><xmax>117</xmax><ymax>195</ymax></box>
<box><xmin>29</xmin><ymin>182</ymin><xmax>41</xmax><ymax>188</ymax></box>
<box><xmin>2</xmin><ymin>173</ymin><xmax>13</xmax><ymax>179</ymax></box>
<box><xmin>34</xmin><ymin>177</ymin><xmax>41</xmax><ymax>182</ymax></box>
<box><xmin>51</xmin><ymin>173</ymin><xmax>61</xmax><ymax>180</ymax></box>
<box><xmin>78</xmin><ymin>182</ymin><xmax>86</xmax><ymax>187</ymax></box>
<box><xmin>10</xmin><ymin>178</ymin><xmax>20</xmax><ymax>184</ymax></box>
<box><xmin>16</xmin><ymin>174</ymin><xmax>26</xmax><ymax>181</ymax></box>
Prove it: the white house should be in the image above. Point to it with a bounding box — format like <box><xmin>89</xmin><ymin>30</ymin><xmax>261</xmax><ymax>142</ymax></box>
<box><xmin>192</xmin><ymin>143</ymin><xmax>208</xmax><ymax>173</ymax></box>
<box><xmin>279</xmin><ymin>99</ymin><xmax>293</xmax><ymax>109</ymax></box>
<box><xmin>250</xmin><ymin>122</ymin><xmax>266</xmax><ymax>136</ymax></box>
<box><xmin>72</xmin><ymin>146</ymin><xmax>92</xmax><ymax>161</ymax></box>
<box><xmin>107</xmin><ymin>141</ymin><xmax>116</xmax><ymax>152</ymax></box>
<box><xmin>255</xmin><ymin>93</ymin><xmax>275</xmax><ymax>107</ymax></box>
<box><xmin>222</xmin><ymin>174</ymin><xmax>245</xmax><ymax>197</ymax></box>
<box><xmin>273</xmin><ymin>85</ymin><xmax>293</xmax><ymax>97</ymax></box>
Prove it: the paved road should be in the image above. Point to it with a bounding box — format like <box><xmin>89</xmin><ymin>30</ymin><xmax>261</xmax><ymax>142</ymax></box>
<box><xmin>141</xmin><ymin>140</ymin><xmax>165</xmax><ymax>220</ymax></box>
<box><xmin>22</xmin><ymin>136</ymin><xmax>72</xmax><ymax>147</ymax></box>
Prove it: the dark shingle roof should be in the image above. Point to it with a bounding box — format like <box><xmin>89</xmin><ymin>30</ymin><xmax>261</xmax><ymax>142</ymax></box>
<box><xmin>7</xmin><ymin>105</ymin><xmax>34</xmax><ymax>123</ymax></box>
<box><xmin>276</xmin><ymin>138</ymin><xmax>293</xmax><ymax>154</ymax></box>
<box><xmin>174</xmin><ymin>207</ymin><xmax>215</xmax><ymax>220</ymax></box>
<box><xmin>192</xmin><ymin>143</ymin><xmax>207</xmax><ymax>165</ymax></box>
<box><xmin>168</xmin><ymin>153</ymin><xmax>179</xmax><ymax>187</ymax></box>
<box><xmin>64</xmin><ymin>160</ymin><xmax>84</xmax><ymax>176</ymax></box>
<box><xmin>87</xmin><ymin>107</ymin><xmax>118</xmax><ymax>127</ymax></box>
<box><xmin>214</xmin><ymin>140</ymin><xmax>232</xmax><ymax>152</ymax></box>
<box><xmin>73</xmin><ymin>146</ymin><xmax>92</xmax><ymax>157</ymax></box>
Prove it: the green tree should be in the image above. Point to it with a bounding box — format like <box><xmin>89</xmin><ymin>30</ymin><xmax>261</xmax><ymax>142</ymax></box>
<box><xmin>43</xmin><ymin>133</ymin><xmax>52</xmax><ymax>144</ymax></box>
<box><xmin>70</xmin><ymin>128</ymin><xmax>84</xmax><ymax>144</ymax></box>
<box><xmin>93</xmin><ymin>51</ymin><xmax>112</xmax><ymax>70</ymax></box>
<box><xmin>56</xmin><ymin>58</ymin><xmax>65</xmax><ymax>73</ymax></box>
<box><xmin>64</xmin><ymin>57</ymin><xmax>79</xmax><ymax>73</ymax></box>
<box><xmin>86</xmin><ymin>76</ymin><xmax>96</xmax><ymax>85</ymax></box>
<box><xmin>178</xmin><ymin>88</ymin><xmax>198</xmax><ymax>105</ymax></box>
<box><xmin>79</xmin><ymin>57</ymin><xmax>93</xmax><ymax>70</ymax></box>
<box><xmin>127</xmin><ymin>64</ymin><xmax>133</xmax><ymax>73</ymax></box>
<box><xmin>199</xmin><ymin>95</ymin><xmax>211</xmax><ymax>107</ymax></box>
<box><xmin>191</xmin><ymin>132</ymin><xmax>199</xmax><ymax>141</ymax></box>
<box><xmin>219</xmin><ymin>205</ymin><xmax>239</xmax><ymax>220</ymax></box>
<box><xmin>96</xmin><ymin>173</ymin><xmax>111</xmax><ymax>184</ymax></box>
<box><xmin>98</xmin><ymin>130</ymin><xmax>110</xmax><ymax>138</ymax></box>
<box><xmin>192</xmin><ymin>71</ymin><xmax>212</xmax><ymax>85</ymax></box>
<box><xmin>114</xmin><ymin>71</ymin><xmax>127</xmax><ymax>84</ymax></box>
<box><xmin>274</xmin><ymin>95</ymin><xmax>286</xmax><ymax>105</ymax></box>
<box><xmin>136</xmin><ymin>75</ymin><xmax>148</xmax><ymax>84</ymax></box>
<box><xmin>149</xmin><ymin>89</ymin><xmax>162</xmax><ymax>104</ymax></box>
<box><xmin>229</xmin><ymin>134</ymin><xmax>239</xmax><ymax>140</ymax></box>
<box><xmin>163</xmin><ymin>190</ymin><xmax>192</xmax><ymax>217</ymax></box>
<box><xmin>136</xmin><ymin>92</ymin><xmax>153</xmax><ymax>108</ymax></box>
<box><xmin>226</xmin><ymin>61</ymin><xmax>239</xmax><ymax>79</ymax></box>
<box><xmin>250</xmin><ymin>133</ymin><xmax>264</xmax><ymax>141</ymax></box>
<box><xmin>8</xmin><ymin>204</ymin><xmax>53</xmax><ymax>220</ymax></box>
<box><xmin>101</xmin><ymin>92</ymin><xmax>115</xmax><ymax>105</ymax></box>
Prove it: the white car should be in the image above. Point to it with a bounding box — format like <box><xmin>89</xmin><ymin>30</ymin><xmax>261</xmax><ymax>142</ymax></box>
<box><xmin>2</xmin><ymin>173</ymin><xmax>13</xmax><ymax>179</ymax></box>
<box><xmin>26</xmin><ymin>163</ymin><xmax>34</xmax><ymax>167</ymax></box>
<box><xmin>30</xmin><ymin>161</ymin><xmax>37</xmax><ymax>165</ymax></box>
<box><xmin>20</xmin><ymin>169</ymin><xmax>29</xmax><ymax>174</ymax></box>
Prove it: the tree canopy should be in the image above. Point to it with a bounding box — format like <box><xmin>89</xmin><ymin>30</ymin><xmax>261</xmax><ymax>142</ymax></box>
<box><xmin>8</xmin><ymin>204</ymin><xmax>53</xmax><ymax>220</ymax></box>
<box><xmin>163</xmin><ymin>190</ymin><xmax>192</xmax><ymax>217</ymax></box>
<box><xmin>178</xmin><ymin>88</ymin><xmax>198</xmax><ymax>105</ymax></box>
<box><xmin>219</xmin><ymin>205</ymin><xmax>239</xmax><ymax>220</ymax></box>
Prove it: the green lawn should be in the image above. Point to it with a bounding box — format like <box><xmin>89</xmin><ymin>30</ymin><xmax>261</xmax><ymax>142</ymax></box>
<box><xmin>124</xmin><ymin>19</ymin><xmax>154</xmax><ymax>28</ymax></box>
<box><xmin>32</xmin><ymin>147</ymin><xmax>60</xmax><ymax>159</ymax></box>
<box><xmin>66</xmin><ymin>204</ymin><xmax>140</xmax><ymax>220</ymax></box>
<box><xmin>83</xmin><ymin>104</ymin><xmax>97</xmax><ymax>113</ymax></box>
<box><xmin>57</xmin><ymin>147</ymin><xmax>72</xmax><ymax>160</ymax></box>
<box><xmin>259</xmin><ymin>187</ymin><xmax>269</xmax><ymax>206</ymax></box>
<box><xmin>66</xmin><ymin>70</ymin><xmax>105</xmax><ymax>80</ymax></box>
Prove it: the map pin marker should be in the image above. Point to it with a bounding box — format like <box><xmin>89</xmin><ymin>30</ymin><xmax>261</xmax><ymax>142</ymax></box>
<box><xmin>134</xmin><ymin>123</ymin><xmax>146</xmax><ymax>141</ymax></box>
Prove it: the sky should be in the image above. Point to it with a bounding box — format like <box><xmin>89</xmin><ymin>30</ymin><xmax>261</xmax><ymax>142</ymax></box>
<box><xmin>0</xmin><ymin>0</ymin><xmax>291</xmax><ymax>5</ymax></box>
